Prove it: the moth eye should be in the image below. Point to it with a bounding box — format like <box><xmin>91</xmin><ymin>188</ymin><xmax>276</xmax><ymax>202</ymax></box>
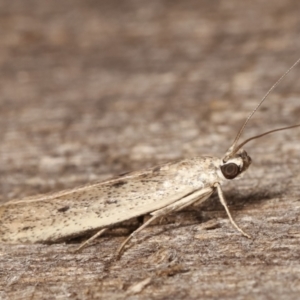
<box><xmin>221</xmin><ymin>163</ymin><xmax>240</xmax><ymax>179</ymax></box>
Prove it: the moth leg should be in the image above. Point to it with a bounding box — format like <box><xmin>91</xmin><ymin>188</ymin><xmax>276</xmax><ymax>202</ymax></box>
<box><xmin>75</xmin><ymin>228</ymin><xmax>108</xmax><ymax>252</ymax></box>
<box><xmin>117</xmin><ymin>188</ymin><xmax>213</xmax><ymax>258</ymax></box>
<box><xmin>116</xmin><ymin>215</ymin><xmax>160</xmax><ymax>258</ymax></box>
<box><xmin>215</xmin><ymin>182</ymin><xmax>251</xmax><ymax>238</ymax></box>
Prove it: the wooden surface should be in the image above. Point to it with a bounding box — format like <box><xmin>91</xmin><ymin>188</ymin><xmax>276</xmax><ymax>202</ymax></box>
<box><xmin>1</xmin><ymin>0</ymin><xmax>300</xmax><ymax>299</ymax></box>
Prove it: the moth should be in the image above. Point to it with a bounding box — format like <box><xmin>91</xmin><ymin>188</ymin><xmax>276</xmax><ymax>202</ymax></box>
<box><xmin>0</xmin><ymin>58</ymin><xmax>299</xmax><ymax>258</ymax></box>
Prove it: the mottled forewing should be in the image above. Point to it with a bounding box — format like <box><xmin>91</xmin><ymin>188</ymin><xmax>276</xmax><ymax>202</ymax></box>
<box><xmin>0</xmin><ymin>157</ymin><xmax>214</xmax><ymax>243</ymax></box>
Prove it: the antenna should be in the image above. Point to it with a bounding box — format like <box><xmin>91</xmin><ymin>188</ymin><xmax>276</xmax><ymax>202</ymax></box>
<box><xmin>230</xmin><ymin>57</ymin><xmax>300</xmax><ymax>154</ymax></box>
<box><xmin>233</xmin><ymin>124</ymin><xmax>300</xmax><ymax>153</ymax></box>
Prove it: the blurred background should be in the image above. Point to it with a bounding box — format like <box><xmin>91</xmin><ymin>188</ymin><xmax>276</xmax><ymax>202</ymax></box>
<box><xmin>0</xmin><ymin>0</ymin><xmax>300</xmax><ymax>201</ymax></box>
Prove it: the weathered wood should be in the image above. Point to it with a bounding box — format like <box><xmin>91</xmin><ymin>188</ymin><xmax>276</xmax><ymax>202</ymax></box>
<box><xmin>1</xmin><ymin>0</ymin><xmax>300</xmax><ymax>299</ymax></box>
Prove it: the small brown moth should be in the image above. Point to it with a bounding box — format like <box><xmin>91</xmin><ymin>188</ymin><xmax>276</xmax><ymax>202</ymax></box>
<box><xmin>0</xmin><ymin>58</ymin><xmax>300</xmax><ymax>258</ymax></box>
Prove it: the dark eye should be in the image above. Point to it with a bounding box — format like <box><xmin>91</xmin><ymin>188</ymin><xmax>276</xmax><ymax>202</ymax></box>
<box><xmin>221</xmin><ymin>163</ymin><xmax>240</xmax><ymax>179</ymax></box>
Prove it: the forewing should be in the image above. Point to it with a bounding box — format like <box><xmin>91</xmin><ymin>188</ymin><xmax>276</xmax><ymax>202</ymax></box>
<box><xmin>0</xmin><ymin>158</ymin><xmax>212</xmax><ymax>243</ymax></box>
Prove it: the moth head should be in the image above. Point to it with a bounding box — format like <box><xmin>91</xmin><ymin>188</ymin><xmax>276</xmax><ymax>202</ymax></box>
<box><xmin>221</xmin><ymin>148</ymin><xmax>252</xmax><ymax>180</ymax></box>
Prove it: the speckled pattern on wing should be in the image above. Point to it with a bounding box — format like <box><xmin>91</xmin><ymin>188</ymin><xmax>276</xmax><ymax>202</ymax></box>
<box><xmin>0</xmin><ymin>156</ymin><xmax>222</xmax><ymax>243</ymax></box>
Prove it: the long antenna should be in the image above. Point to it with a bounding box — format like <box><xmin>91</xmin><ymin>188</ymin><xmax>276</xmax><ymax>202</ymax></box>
<box><xmin>231</xmin><ymin>57</ymin><xmax>300</xmax><ymax>152</ymax></box>
<box><xmin>234</xmin><ymin>124</ymin><xmax>300</xmax><ymax>153</ymax></box>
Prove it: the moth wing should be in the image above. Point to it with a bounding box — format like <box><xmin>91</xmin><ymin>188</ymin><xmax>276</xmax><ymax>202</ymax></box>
<box><xmin>0</xmin><ymin>158</ymin><xmax>214</xmax><ymax>243</ymax></box>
